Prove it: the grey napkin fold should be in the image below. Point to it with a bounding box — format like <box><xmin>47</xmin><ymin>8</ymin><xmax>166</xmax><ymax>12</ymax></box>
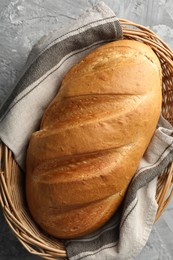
<box><xmin>0</xmin><ymin>1</ymin><xmax>122</xmax><ymax>168</ymax></box>
<box><xmin>0</xmin><ymin>2</ymin><xmax>173</xmax><ymax>260</ymax></box>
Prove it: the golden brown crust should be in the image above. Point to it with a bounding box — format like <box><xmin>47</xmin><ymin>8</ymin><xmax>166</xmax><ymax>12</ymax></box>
<box><xmin>26</xmin><ymin>39</ymin><xmax>162</xmax><ymax>239</ymax></box>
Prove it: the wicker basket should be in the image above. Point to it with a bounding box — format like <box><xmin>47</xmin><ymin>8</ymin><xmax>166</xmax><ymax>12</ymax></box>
<box><xmin>1</xmin><ymin>19</ymin><xmax>173</xmax><ymax>260</ymax></box>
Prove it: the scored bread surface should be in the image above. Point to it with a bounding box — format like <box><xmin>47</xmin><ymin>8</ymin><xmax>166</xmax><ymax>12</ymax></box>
<box><xmin>26</xmin><ymin>39</ymin><xmax>162</xmax><ymax>238</ymax></box>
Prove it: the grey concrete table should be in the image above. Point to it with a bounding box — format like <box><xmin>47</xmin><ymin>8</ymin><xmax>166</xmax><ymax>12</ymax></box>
<box><xmin>1</xmin><ymin>0</ymin><xmax>173</xmax><ymax>259</ymax></box>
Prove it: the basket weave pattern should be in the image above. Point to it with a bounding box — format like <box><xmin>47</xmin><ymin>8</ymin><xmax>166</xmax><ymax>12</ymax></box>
<box><xmin>1</xmin><ymin>19</ymin><xmax>173</xmax><ymax>260</ymax></box>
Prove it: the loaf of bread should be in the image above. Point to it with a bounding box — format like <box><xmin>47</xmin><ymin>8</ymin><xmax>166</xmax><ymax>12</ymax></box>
<box><xmin>26</xmin><ymin>39</ymin><xmax>162</xmax><ymax>239</ymax></box>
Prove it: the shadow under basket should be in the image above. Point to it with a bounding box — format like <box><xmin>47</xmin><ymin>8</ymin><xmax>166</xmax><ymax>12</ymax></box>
<box><xmin>1</xmin><ymin>19</ymin><xmax>173</xmax><ymax>260</ymax></box>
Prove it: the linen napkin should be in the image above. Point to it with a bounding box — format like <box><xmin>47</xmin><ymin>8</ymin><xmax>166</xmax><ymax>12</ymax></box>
<box><xmin>0</xmin><ymin>2</ymin><xmax>173</xmax><ymax>260</ymax></box>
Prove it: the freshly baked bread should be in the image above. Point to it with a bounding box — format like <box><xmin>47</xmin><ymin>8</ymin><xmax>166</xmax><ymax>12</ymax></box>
<box><xmin>26</xmin><ymin>39</ymin><xmax>162</xmax><ymax>239</ymax></box>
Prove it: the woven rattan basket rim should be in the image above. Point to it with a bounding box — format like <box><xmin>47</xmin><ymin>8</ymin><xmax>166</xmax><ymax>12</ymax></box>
<box><xmin>1</xmin><ymin>19</ymin><xmax>173</xmax><ymax>260</ymax></box>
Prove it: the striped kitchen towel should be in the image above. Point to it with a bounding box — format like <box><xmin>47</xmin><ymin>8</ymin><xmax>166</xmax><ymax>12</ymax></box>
<box><xmin>0</xmin><ymin>2</ymin><xmax>173</xmax><ymax>260</ymax></box>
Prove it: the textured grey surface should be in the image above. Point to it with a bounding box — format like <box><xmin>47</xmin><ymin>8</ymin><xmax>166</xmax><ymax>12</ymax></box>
<box><xmin>1</xmin><ymin>0</ymin><xmax>173</xmax><ymax>259</ymax></box>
